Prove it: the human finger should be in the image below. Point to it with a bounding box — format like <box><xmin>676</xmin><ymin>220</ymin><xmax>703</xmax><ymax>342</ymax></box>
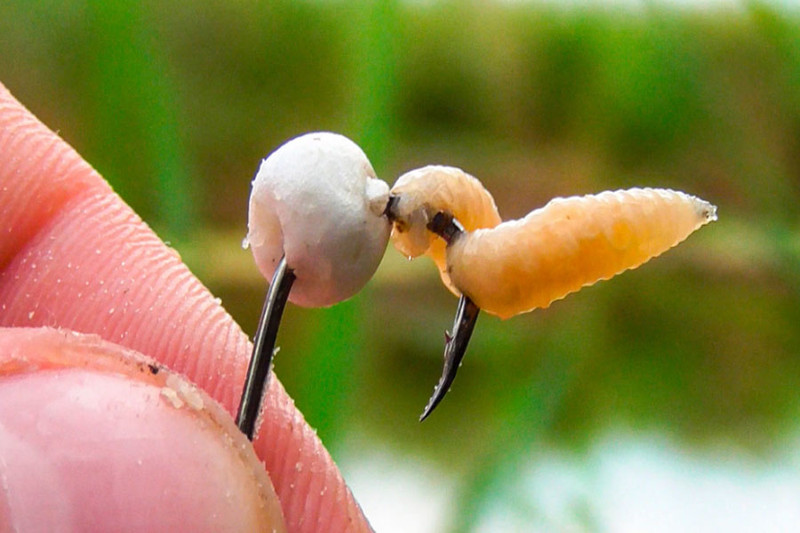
<box><xmin>0</xmin><ymin>82</ymin><xmax>371</xmax><ymax>533</ymax></box>
<box><xmin>0</xmin><ymin>327</ymin><xmax>286</xmax><ymax>532</ymax></box>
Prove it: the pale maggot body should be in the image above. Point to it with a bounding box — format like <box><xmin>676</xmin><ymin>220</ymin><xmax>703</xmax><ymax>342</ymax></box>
<box><xmin>447</xmin><ymin>188</ymin><xmax>717</xmax><ymax>318</ymax></box>
<box><xmin>389</xmin><ymin>166</ymin><xmax>501</xmax><ymax>293</ymax></box>
<box><xmin>388</xmin><ymin>169</ymin><xmax>717</xmax><ymax>318</ymax></box>
<box><xmin>387</xmin><ymin>169</ymin><xmax>717</xmax><ymax>419</ymax></box>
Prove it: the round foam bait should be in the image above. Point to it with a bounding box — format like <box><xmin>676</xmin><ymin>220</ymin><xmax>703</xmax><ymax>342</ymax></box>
<box><xmin>238</xmin><ymin>132</ymin><xmax>391</xmax><ymax>439</ymax></box>
<box><xmin>247</xmin><ymin>131</ymin><xmax>391</xmax><ymax>308</ymax></box>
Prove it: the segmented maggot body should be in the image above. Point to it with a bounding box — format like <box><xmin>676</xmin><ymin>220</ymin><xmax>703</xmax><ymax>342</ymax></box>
<box><xmin>447</xmin><ymin>188</ymin><xmax>717</xmax><ymax>319</ymax></box>
<box><xmin>389</xmin><ymin>165</ymin><xmax>501</xmax><ymax>292</ymax></box>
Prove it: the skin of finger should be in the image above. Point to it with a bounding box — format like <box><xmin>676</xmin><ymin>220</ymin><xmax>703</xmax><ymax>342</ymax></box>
<box><xmin>0</xmin><ymin>82</ymin><xmax>372</xmax><ymax>533</ymax></box>
<box><xmin>0</xmin><ymin>327</ymin><xmax>286</xmax><ymax>532</ymax></box>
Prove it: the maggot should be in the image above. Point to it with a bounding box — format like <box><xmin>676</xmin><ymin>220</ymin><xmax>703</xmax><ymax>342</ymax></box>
<box><xmin>387</xmin><ymin>165</ymin><xmax>501</xmax><ymax>294</ymax></box>
<box><xmin>448</xmin><ymin>187</ymin><xmax>717</xmax><ymax>319</ymax></box>
<box><xmin>387</xmin><ymin>167</ymin><xmax>717</xmax><ymax>419</ymax></box>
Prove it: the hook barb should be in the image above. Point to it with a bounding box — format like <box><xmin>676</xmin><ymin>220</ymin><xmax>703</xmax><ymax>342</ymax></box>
<box><xmin>419</xmin><ymin>294</ymin><xmax>480</xmax><ymax>421</ymax></box>
<box><xmin>236</xmin><ymin>255</ymin><xmax>295</xmax><ymax>440</ymax></box>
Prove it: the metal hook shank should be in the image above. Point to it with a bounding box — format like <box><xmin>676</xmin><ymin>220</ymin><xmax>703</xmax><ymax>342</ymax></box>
<box><xmin>236</xmin><ymin>255</ymin><xmax>296</xmax><ymax>440</ymax></box>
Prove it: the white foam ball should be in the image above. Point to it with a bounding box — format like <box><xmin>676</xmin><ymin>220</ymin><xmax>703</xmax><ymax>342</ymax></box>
<box><xmin>247</xmin><ymin>132</ymin><xmax>391</xmax><ymax>307</ymax></box>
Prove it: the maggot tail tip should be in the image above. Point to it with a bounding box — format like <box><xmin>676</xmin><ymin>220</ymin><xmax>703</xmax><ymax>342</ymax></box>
<box><xmin>705</xmin><ymin>202</ymin><xmax>718</xmax><ymax>223</ymax></box>
<box><xmin>693</xmin><ymin>197</ymin><xmax>718</xmax><ymax>224</ymax></box>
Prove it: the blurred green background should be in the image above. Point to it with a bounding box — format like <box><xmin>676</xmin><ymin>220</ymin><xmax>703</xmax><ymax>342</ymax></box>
<box><xmin>3</xmin><ymin>0</ymin><xmax>800</xmax><ymax>531</ymax></box>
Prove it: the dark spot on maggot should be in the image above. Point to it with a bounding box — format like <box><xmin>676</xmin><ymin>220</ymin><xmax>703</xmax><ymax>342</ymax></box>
<box><xmin>147</xmin><ymin>363</ymin><xmax>160</xmax><ymax>375</ymax></box>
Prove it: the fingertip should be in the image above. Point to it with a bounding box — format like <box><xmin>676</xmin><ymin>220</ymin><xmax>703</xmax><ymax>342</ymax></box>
<box><xmin>0</xmin><ymin>327</ymin><xmax>286</xmax><ymax>532</ymax></box>
<box><xmin>253</xmin><ymin>376</ymin><xmax>374</xmax><ymax>533</ymax></box>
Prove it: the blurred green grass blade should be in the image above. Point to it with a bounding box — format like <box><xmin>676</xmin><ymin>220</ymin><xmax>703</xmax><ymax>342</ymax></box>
<box><xmin>297</xmin><ymin>299</ymin><xmax>362</xmax><ymax>449</ymax></box>
<box><xmin>448</xmin><ymin>306</ymin><xmax>601</xmax><ymax>532</ymax></box>
<box><xmin>297</xmin><ymin>0</ymin><xmax>399</xmax><ymax>450</ymax></box>
<box><xmin>350</xmin><ymin>0</ymin><xmax>399</xmax><ymax>166</ymax></box>
<box><xmin>84</xmin><ymin>0</ymin><xmax>194</xmax><ymax>240</ymax></box>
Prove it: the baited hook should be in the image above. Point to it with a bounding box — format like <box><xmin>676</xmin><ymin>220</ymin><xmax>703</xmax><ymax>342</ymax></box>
<box><xmin>240</xmin><ymin>131</ymin><xmax>391</xmax><ymax>439</ymax></box>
